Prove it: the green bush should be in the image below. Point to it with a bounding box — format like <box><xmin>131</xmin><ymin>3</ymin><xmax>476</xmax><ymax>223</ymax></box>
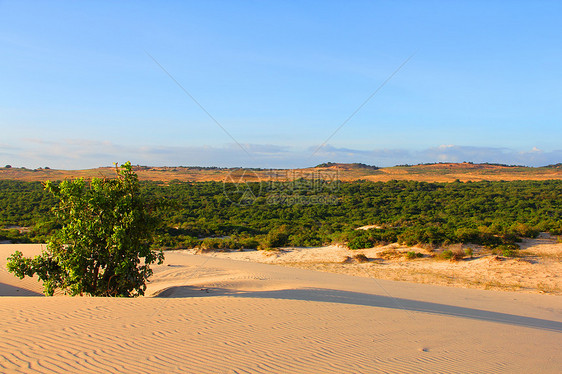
<box><xmin>440</xmin><ymin>250</ymin><xmax>453</xmax><ymax>260</ymax></box>
<box><xmin>262</xmin><ymin>225</ymin><xmax>290</xmax><ymax>248</ymax></box>
<box><xmin>200</xmin><ymin>238</ymin><xmax>223</xmax><ymax>250</ymax></box>
<box><xmin>495</xmin><ymin>244</ymin><xmax>518</xmax><ymax>257</ymax></box>
<box><xmin>239</xmin><ymin>237</ymin><xmax>259</xmax><ymax>249</ymax></box>
<box><xmin>440</xmin><ymin>248</ymin><xmax>465</xmax><ymax>261</ymax></box>
<box><xmin>7</xmin><ymin>162</ymin><xmax>163</xmax><ymax>297</ymax></box>
<box><xmin>405</xmin><ymin>251</ymin><xmax>423</xmax><ymax>259</ymax></box>
<box><xmin>348</xmin><ymin>236</ymin><xmax>373</xmax><ymax>249</ymax></box>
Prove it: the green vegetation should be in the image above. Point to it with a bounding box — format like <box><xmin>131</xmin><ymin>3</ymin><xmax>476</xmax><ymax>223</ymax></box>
<box><xmin>494</xmin><ymin>244</ymin><xmax>519</xmax><ymax>257</ymax></box>
<box><xmin>439</xmin><ymin>248</ymin><xmax>466</xmax><ymax>261</ymax></box>
<box><xmin>6</xmin><ymin>163</ymin><xmax>164</xmax><ymax>296</ymax></box>
<box><xmin>405</xmin><ymin>251</ymin><xmax>423</xmax><ymax>259</ymax></box>
<box><xmin>0</xmin><ymin>180</ymin><xmax>57</xmax><ymax>229</ymax></box>
<box><xmin>1</xmin><ymin>178</ymin><xmax>562</xmax><ymax>252</ymax></box>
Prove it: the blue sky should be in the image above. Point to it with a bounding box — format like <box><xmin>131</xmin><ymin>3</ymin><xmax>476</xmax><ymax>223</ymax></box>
<box><xmin>1</xmin><ymin>1</ymin><xmax>561</xmax><ymax>169</ymax></box>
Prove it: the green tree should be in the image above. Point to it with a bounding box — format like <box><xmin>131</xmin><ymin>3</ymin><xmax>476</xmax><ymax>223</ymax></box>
<box><xmin>7</xmin><ymin>162</ymin><xmax>164</xmax><ymax>296</ymax></box>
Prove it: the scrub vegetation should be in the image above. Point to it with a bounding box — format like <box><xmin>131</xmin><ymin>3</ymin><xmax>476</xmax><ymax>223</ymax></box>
<box><xmin>2</xmin><ymin>178</ymin><xmax>561</xmax><ymax>253</ymax></box>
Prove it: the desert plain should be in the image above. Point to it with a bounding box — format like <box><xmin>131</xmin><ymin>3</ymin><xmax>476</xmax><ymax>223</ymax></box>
<box><xmin>1</xmin><ymin>241</ymin><xmax>561</xmax><ymax>373</ymax></box>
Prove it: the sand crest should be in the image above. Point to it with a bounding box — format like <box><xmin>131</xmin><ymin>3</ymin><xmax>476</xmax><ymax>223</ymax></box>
<box><xmin>1</xmin><ymin>244</ymin><xmax>561</xmax><ymax>373</ymax></box>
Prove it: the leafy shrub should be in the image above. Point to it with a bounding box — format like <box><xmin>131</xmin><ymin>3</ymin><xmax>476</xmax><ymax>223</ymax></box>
<box><xmin>550</xmin><ymin>226</ymin><xmax>562</xmax><ymax>235</ymax></box>
<box><xmin>348</xmin><ymin>236</ymin><xmax>373</xmax><ymax>249</ymax></box>
<box><xmin>398</xmin><ymin>226</ymin><xmax>447</xmax><ymax>246</ymax></box>
<box><xmin>440</xmin><ymin>248</ymin><xmax>465</xmax><ymax>261</ymax></box>
<box><xmin>405</xmin><ymin>251</ymin><xmax>423</xmax><ymax>259</ymax></box>
<box><xmin>464</xmin><ymin>248</ymin><xmax>473</xmax><ymax>258</ymax></box>
<box><xmin>289</xmin><ymin>230</ymin><xmax>323</xmax><ymax>247</ymax></box>
<box><xmin>440</xmin><ymin>250</ymin><xmax>453</xmax><ymax>260</ymax></box>
<box><xmin>262</xmin><ymin>225</ymin><xmax>290</xmax><ymax>249</ymax></box>
<box><xmin>495</xmin><ymin>244</ymin><xmax>518</xmax><ymax>257</ymax></box>
<box><xmin>454</xmin><ymin>228</ymin><xmax>481</xmax><ymax>243</ymax></box>
<box><xmin>7</xmin><ymin>162</ymin><xmax>163</xmax><ymax>297</ymax></box>
<box><xmin>239</xmin><ymin>237</ymin><xmax>259</xmax><ymax>249</ymax></box>
<box><xmin>455</xmin><ymin>227</ymin><xmax>505</xmax><ymax>247</ymax></box>
<box><xmin>510</xmin><ymin>222</ymin><xmax>539</xmax><ymax>238</ymax></box>
<box><xmin>179</xmin><ymin>235</ymin><xmax>200</xmax><ymax>248</ymax></box>
<box><xmin>200</xmin><ymin>238</ymin><xmax>224</xmax><ymax>250</ymax></box>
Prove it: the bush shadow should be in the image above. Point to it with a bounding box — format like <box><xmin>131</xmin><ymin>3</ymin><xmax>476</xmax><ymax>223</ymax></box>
<box><xmin>0</xmin><ymin>282</ymin><xmax>43</xmax><ymax>297</ymax></box>
<box><xmin>156</xmin><ymin>285</ymin><xmax>562</xmax><ymax>333</ymax></box>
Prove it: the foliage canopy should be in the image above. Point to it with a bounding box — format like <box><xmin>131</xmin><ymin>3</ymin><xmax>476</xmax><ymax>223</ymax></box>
<box><xmin>7</xmin><ymin>162</ymin><xmax>164</xmax><ymax>296</ymax></box>
<box><xmin>2</xmin><ymin>176</ymin><xmax>562</xmax><ymax>251</ymax></box>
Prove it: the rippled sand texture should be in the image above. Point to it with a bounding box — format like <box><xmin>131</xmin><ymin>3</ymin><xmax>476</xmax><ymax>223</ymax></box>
<box><xmin>1</xmin><ymin>245</ymin><xmax>561</xmax><ymax>373</ymax></box>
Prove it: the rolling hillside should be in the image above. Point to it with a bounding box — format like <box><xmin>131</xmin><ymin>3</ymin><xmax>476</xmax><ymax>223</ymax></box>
<box><xmin>1</xmin><ymin>162</ymin><xmax>562</xmax><ymax>183</ymax></box>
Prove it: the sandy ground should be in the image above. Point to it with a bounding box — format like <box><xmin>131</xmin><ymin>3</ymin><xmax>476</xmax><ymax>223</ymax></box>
<box><xmin>195</xmin><ymin>234</ymin><xmax>562</xmax><ymax>295</ymax></box>
<box><xmin>1</xmin><ymin>244</ymin><xmax>561</xmax><ymax>373</ymax></box>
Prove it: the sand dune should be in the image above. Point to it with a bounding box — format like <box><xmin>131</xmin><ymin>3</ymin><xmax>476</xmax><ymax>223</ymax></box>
<box><xmin>1</xmin><ymin>245</ymin><xmax>561</xmax><ymax>373</ymax></box>
<box><xmin>189</xmin><ymin>234</ymin><xmax>562</xmax><ymax>295</ymax></box>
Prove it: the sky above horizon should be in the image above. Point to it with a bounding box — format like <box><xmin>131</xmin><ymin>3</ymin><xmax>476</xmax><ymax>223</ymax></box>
<box><xmin>1</xmin><ymin>1</ymin><xmax>561</xmax><ymax>169</ymax></box>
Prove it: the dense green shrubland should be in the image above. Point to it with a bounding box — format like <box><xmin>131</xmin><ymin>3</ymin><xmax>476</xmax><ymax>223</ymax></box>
<box><xmin>1</xmin><ymin>179</ymin><xmax>561</xmax><ymax>249</ymax></box>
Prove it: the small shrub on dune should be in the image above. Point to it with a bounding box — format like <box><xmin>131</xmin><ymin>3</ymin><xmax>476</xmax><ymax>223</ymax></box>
<box><xmin>440</xmin><ymin>250</ymin><xmax>453</xmax><ymax>260</ymax></box>
<box><xmin>405</xmin><ymin>251</ymin><xmax>423</xmax><ymax>259</ymax></box>
<box><xmin>494</xmin><ymin>244</ymin><xmax>518</xmax><ymax>257</ymax></box>
<box><xmin>440</xmin><ymin>248</ymin><xmax>465</xmax><ymax>261</ymax></box>
<box><xmin>451</xmin><ymin>248</ymin><xmax>466</xmax><ymax>260</ymax></box>
<box><xmin>6</xmin><ymin>162</ymin><xmax>164</xmax><ymax>297</ymax></box>
<box><xmin>353</xmin><ymin>253</ymin><xmax>370</xmax><ymax>263</ymax></box>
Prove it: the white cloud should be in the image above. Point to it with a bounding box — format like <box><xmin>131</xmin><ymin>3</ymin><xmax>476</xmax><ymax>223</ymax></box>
<box><xmin>1</xmin><ymin>139</ymin><xmax>561</xmax><ymax>169</ymax></box>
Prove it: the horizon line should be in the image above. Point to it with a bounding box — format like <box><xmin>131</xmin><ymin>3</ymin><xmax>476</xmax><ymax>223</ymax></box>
<box><xmin>3</xmin><ymin>161</ymin><xmax>562</xmax><ymax>172</ymax></box>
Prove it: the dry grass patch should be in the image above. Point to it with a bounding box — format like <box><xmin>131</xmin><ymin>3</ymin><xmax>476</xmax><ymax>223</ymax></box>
<box><xmin>353</xmin><ymin>253</ymin><xmax>370</xmax><ymax>263</ymax></box>
<box><xmin>377</xmin><ymin>249</ymin><xmax>403</xmax><ymax>260</ymax></box>
<box><xmin>342</xmin><ymin>253</ymin><xmax>371</xmax><ymax>263</ymax></box>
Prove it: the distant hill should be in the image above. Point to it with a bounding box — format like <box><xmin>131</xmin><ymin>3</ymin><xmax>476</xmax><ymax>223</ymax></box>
<box><xmin>1</xmin><ymin>162</ymin><xmax>562</xmax><ymax>183</ymax></box>
<box><xmin>314</xmin><ymin>162</ymin><xmax>379</xmax><ymax>170</ymax></box>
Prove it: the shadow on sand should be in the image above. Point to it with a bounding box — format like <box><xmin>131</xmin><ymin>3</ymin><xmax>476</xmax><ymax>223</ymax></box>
<box><xmin>0</xmin><ymin>282</ymin><xmax>43</xmax><ymax>297</ymax></box>
<box><xmin>156</xmin><ymin>285</ymin><xmax>562</xmax><ymax>333</ymax></box>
